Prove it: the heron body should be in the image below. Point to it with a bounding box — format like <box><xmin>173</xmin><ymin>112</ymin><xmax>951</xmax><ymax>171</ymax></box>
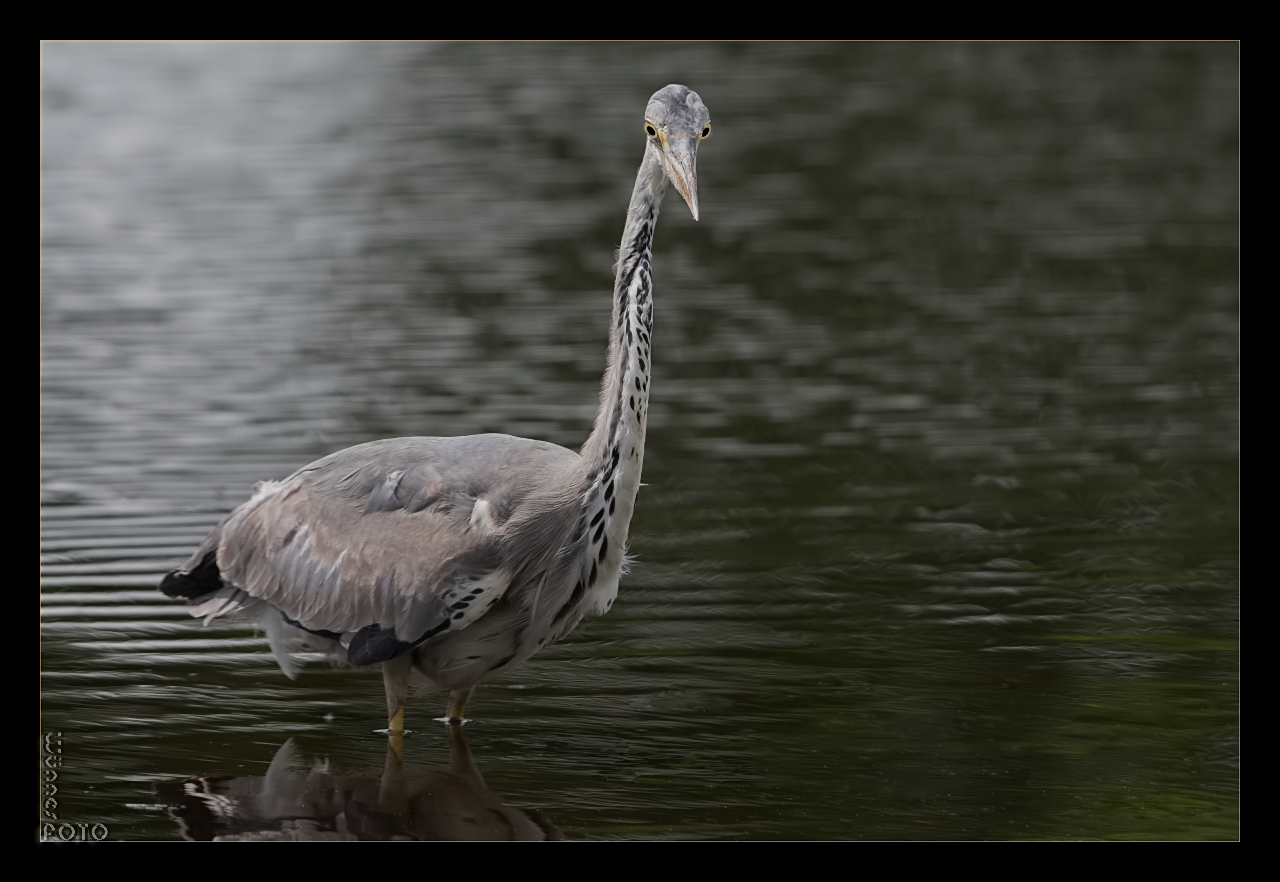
<box><xmin>161</xmin><ymin>85</ymin><xmax>711</xmax><ymax>730</ymax></box>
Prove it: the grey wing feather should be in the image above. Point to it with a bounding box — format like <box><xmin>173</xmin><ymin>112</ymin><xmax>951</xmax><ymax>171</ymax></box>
<box><xmin>165</xmin><ymin>435</ymin><xmax>583</xmax><ymax>658</ymax></box>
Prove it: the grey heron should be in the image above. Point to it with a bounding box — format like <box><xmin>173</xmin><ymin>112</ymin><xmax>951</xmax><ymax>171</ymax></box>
<box><xmin>160</xmin><ymin>85</ymin><xmax>711</xmax><ymax>734</ymax></box>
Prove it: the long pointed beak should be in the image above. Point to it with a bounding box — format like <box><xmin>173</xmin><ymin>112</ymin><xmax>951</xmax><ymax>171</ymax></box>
<box><xmin>663</xmin><ymin>137</ymin><xmax>700</xmax><ymax>221</ymax></box>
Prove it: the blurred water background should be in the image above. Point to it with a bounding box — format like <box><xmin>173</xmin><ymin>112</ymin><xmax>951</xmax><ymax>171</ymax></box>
<box><xmin>40</xmin><ymin>42</ymin><xmax>1237</xmax><ymax>840</ymax></box>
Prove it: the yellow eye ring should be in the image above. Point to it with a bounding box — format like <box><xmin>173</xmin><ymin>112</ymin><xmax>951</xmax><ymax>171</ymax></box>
<box><xmin>700</xmin><ymin>124</ymin><xmax>711</xmax><ymax>140</ymax></box>
<box><xmin>644</xmin><ymin>122</ymin><xmax>658</xmax><ymax>138</ymax></box>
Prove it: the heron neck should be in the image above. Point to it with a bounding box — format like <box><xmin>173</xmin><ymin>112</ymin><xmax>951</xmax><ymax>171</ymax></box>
<box><xmin>544</xmin><ymin>146</ymin><xmax>665</xmax><ymax>631</ymax></box>
<box><xmin>581</xmin><ymin>146</ymin><xmax>666</xmax><ymax>477</ymax></box>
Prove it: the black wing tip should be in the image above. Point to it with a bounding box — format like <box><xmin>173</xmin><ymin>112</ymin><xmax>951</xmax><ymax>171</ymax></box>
<box><xmin>159</xmin><ymin>550</ymin><xmax>222</xmax><ymax>599</ymax></box>
<box><xmin>345</xmin><ymin>616</ymin><xmax>454</xmax><ymax>667</ymax></box>
<box><xmin>346</xmin><ymin>625</ymin><xmax>418</xmax><ymax>667</ymax></box>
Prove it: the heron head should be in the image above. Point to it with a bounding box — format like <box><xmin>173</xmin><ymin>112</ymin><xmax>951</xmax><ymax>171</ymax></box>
<box><xmin>644</xmin><ymin>85</ymin><xmax>710</xmax><ymax>221</ymax></box>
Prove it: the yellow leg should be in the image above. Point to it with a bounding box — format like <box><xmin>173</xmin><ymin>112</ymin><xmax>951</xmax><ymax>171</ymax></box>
<box><xmin>444</xmin><ymin>687</ymin><xmax>474</xmax><ymax>725</ymax></box>
<box><xmin>388</xmin><ymin>695</ymin><xmax>406</xmax><ymax>758</ymax></box>
<box><xmin>382</xmin><ymin>653</ymin><xmax>412</xmax><ymax>736</ymax></box>
<box><xmin>381</xmin><ymin>654</ymin><xmax>413</xmax><ymax>757</ymax></box>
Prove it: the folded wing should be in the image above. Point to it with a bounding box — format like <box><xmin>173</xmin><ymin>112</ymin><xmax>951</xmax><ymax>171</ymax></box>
<box><xmin>160</xmin><ymin>435</ymin><xmax>581</xmax><ymax>667</ymax></box>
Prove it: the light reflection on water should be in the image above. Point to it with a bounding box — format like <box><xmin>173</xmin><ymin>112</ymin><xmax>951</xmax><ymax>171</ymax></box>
<box><xmin>41</xmin><ymin>42</ymin><xmax>1236</xmax><ymax>840</ymax></box>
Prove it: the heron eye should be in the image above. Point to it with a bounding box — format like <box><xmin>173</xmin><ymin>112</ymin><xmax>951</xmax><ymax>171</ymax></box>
<box><xmin>701</xmin><ymin>125</ymin><xmax>711</xmax><ymax>139</ymax></box>
<box><xmin>644</xmin><ymin>123</ymin><xmax>657</xmax><ymax>138</ymax></box>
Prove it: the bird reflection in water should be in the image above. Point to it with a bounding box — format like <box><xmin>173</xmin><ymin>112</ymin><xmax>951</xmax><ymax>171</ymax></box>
<box><xmin>156</xmin><ymin>727</ymin><xmax>561</xmax><ymax>841</ymax></box>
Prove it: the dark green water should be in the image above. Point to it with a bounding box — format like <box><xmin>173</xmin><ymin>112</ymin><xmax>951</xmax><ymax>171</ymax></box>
<box><xmin>41</xmin><ymin>42</ymin><xmax>1237</xmax><ymax>840</ymax></box>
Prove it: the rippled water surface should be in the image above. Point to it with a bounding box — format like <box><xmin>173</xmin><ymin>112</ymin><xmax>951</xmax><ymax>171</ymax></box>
<box><xmin>41</xmin><ymin>42</ymin><xmax>1238</xmax><ymax>840</ymax></box>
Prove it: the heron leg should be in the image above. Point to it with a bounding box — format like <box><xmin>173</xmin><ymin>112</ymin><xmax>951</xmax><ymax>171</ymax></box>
<box><xmin>382</xmin><ymin>653</ymin><xmax>413</xmax><ymax>734</ymax></box>
<box><xmin>444</xmin><ymin>687</ymin><xmax>474</xmax><ymax>725</ymax></box>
